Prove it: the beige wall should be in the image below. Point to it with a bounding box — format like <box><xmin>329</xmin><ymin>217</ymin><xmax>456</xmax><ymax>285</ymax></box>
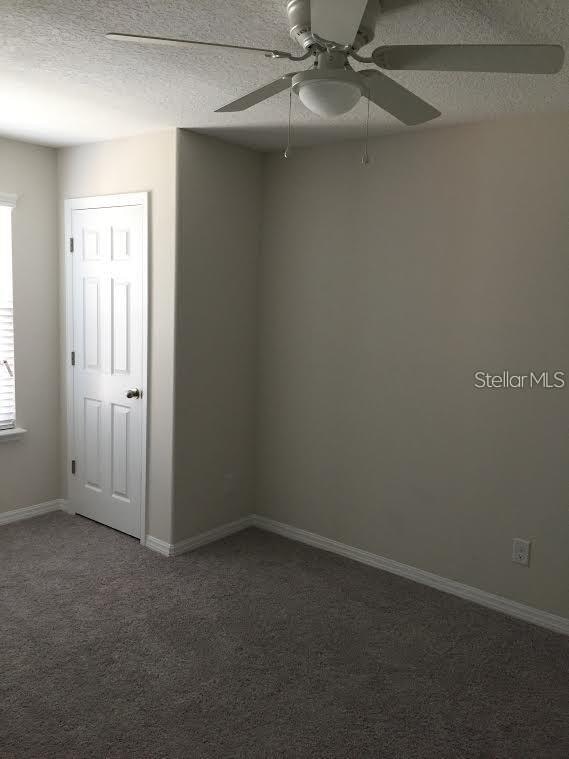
<box><xmin>258</xmin><ymin>114</ymin><xmax>569</xmax><ymax>618</ymax></box>
<box><xmin>0</xmin><ymin>138</ymin><xmax>60</xmax><ymax>513</ymax></box>
<box><xmin>173</xmin><ymin>131</ymin><xmax>261</xmax><ymax>541</ymax></box>
<box><xmin>57</xmin><ymin>130</ymin><xmax>178</xmax><ymax>542</ymax></box>
<box><xmin>3</xmin><ymin>117</ymin><xmax>567</xmax><ymax>621</ymax></box>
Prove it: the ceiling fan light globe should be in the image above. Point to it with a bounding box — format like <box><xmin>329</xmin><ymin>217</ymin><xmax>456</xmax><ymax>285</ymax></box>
<box><xmin>298</xmin><ymin>79</ymin><xmax>362</xmax><ymax>117</ymax></box>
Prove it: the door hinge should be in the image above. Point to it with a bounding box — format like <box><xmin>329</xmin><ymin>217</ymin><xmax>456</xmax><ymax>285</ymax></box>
<box><xmin>71</xmin><ymin>459</ymin><xmax>76</xmax><ymax>475</ymax></box>
<box><xmin>69</xmin><ymin>237</ymin><xmax>74</xmax><ymax>253</ymax></box>
<box><xmin>71</xmin><ymin>350</ymin><xmax>75</xmax><ymax>366</ymax></box>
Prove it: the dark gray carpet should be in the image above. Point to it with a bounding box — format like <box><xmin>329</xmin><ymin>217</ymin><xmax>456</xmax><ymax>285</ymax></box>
<box><xmin>1</xmin><ymin>513</ymin><xmax>568</xmax><ymax>759</ymax></box>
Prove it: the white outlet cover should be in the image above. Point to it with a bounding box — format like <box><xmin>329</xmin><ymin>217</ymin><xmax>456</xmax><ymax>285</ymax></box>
<box><xmin>512</xmin><ymin>538</ymin><xmax>531</xmax><ymax>566</ymax></box>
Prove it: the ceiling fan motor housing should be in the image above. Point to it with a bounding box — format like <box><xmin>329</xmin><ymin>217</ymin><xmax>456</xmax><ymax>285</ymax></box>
<box><xmin>286</xmin><ymin>0</ymin><xmax>380</xmax><ymax>51</ymax></box>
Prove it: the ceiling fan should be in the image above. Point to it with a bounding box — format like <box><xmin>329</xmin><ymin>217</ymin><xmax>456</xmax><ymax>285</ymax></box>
<box><xmin>107</xmin><ymin>0</ymin><xmax>565</xmax><ymax>126</ymax></box>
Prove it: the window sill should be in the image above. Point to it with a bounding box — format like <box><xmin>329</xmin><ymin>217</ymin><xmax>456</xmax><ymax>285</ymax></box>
<box><xmin>0</xmin><ymin>426</ymin><xmax>27</xmax><ymax>442</ymax></box>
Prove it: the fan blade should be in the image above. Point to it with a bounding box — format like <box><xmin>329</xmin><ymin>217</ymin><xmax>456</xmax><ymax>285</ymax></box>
<box><xmin>216</xmin><ymin>75</ymin><xmax>296</xmax><ymax>112</ymax></box>
<box><xmin>311</xmin><ymin>0</ymin><xmax>369</xmax><ymax>45</ymax></box>
<box><xmin>361</xmin><ymin>70</ymin><xmax>441</xmax><ymax>125</ymax></box>
<box><xmin>373</xmin><ymin>44</ymin><xmax>565</xmax><ymax>74</ymax></box>
<box><xmin>106</xmin><ymin>32</ymin><xmax>287</xmax><ymax>57</ymax></box>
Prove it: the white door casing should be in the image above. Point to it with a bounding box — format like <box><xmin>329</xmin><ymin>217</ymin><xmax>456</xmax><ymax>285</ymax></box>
<box><xmin>65</xmin><ymin>194</ymin><xmax>148</xmax><ymax>539</ymax></box>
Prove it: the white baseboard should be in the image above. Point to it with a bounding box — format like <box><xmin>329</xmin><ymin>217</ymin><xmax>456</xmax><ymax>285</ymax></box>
<box><xmin>143</xmin><ymin>534</ymin><xmax>173</xmax><ymax>556</ymax></box>
<box><xmin>172</xmin><ymin>515</ymin><xmax>255</xmax><ymax>556</ymax></box>
<box><xmin>0</xmin><ymin>499</ymin><xmax>66</xmax><ymax>526</ymax></box>
<box><xmin>10</xmin><ymin>500</ymin><xmax>561</xmax><ymax>636</ymax></box>
<box><xmin>59</xmin><ymin>500</ymin><xmax>74</xmax><ymax>514</ymax></box>
<box><xmin>250</xmin><ymin>514</ymin><xmax>569</xmax><ymax>637</ymax></box>
<box><xmin>145</xmin><ymin>515</ymin><xmax>255</xmax><ymax>558</ymax></box>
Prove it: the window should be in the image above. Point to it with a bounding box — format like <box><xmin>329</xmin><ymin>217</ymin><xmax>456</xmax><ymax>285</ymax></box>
<box><xmin>0</xmin><ymin>195</ymin><xmax>16</xmax><ymax>430</ymax></box>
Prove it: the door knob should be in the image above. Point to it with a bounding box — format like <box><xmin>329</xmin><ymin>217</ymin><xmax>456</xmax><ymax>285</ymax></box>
<box><xmin>126</xmin><ymin>388</ymin><xmax>141</xmax><ymax>399</ymax></box>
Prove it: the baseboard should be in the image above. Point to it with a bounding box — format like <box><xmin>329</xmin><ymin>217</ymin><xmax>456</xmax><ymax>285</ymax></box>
<box><xmin>60</xmin><ymin>500</ymin><xmax>74</xmax><ymax>515</ymax></box>
<box><xmin>145</xmin><ymin>515</ymin><xmax>255</xmax><ymax>558</ymax></box>
<box><xmin>0</xmin><ymin>499</ymin><xmax>66</xmax><ymax>526</ymax></box>
<box><xmin>8</xmin><ymin>500</ymin><xmax>563</xmax><ymax>636</ymax></box>
<box><xmin>171</xmin><ymin>515</ymin><xmax>255</xmax><ymax>556</ymax></box>
<box><xmin>250</xmin><ymin>514</ymin><xmax>569</xmax><ymax>637</ymax></box>
<box><xmin>143</xmin><ymin>534</ymin><xmax>173</xmax><ymax>556</ymax></box>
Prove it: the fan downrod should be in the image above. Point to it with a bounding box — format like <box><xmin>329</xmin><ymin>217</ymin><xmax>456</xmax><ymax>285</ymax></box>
<box><xmin>286</xmin><ymin>0</ymin><xmax>380</xmax><ymax>52</ymax></box>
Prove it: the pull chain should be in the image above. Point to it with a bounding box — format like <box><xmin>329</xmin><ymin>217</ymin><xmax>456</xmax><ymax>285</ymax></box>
<box><xmin>284</xmin><ymin>85</ymin><xmax>293</xmax><ymax>159</ymax></box>
<box><xmin>361</xmin><ymin>89</ymin><xmax>371</xmax><ymax>166</ymax></box>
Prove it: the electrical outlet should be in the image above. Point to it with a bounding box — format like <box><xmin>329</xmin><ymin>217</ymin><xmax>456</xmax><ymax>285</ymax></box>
<box><xmin>512</xmin><ymin>538</ymin><xmax>531</xmax><ymax>566</ymax></box>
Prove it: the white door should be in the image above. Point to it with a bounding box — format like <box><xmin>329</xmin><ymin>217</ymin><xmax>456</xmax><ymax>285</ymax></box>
<box><xmin>67</xmin><ymin>194</ymin><xmax>147</xmax><ymax>538</ymax></box>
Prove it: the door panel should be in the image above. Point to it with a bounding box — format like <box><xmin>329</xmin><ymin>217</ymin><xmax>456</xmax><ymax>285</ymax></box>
<box><xmin>84</xmin><ymin>397</ymin><xmax>102</xmax><ymax>491</ymax></box>
<box><xmin>83</xmin><ymin>278</ymin><xmax>101</xmax><ymax>370</ymax></box>
<box><xmin>70</xmin><ymin>200</ymin><xmax>145</xmax><ymax>538</ymax></box>
<box><xmin>111</xmin><ymin>279</ymin><xmax>130</xmax><ymax>374</ymax></box>
<box><xmin>111</xmin><ymin>403</ymin><xmax>130</xmax><ymax>500</ymax></box>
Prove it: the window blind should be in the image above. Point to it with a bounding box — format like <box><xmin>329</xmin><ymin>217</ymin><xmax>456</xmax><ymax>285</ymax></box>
<box><xmin>0</xmin><ymin>304</ymin><xmax>15</xmax><ymax>429</ymax></box>
<box><xmin>0</xmin><ymin>200</ymin><xmax>16</xmax><ymax>430</ymax></box>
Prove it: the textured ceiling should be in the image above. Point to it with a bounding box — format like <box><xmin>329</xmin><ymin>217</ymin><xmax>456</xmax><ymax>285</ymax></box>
<box><xmin>1</xmin><ymin>0</ymin><xmax>568</xmax><ymax>151</ymax></box>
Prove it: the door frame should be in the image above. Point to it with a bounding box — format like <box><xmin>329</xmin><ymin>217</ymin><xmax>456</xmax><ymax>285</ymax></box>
<box><xmin>64</xmin><ymin>192</ymin><xmax>149</xmax><ymax>542</ymax></box>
